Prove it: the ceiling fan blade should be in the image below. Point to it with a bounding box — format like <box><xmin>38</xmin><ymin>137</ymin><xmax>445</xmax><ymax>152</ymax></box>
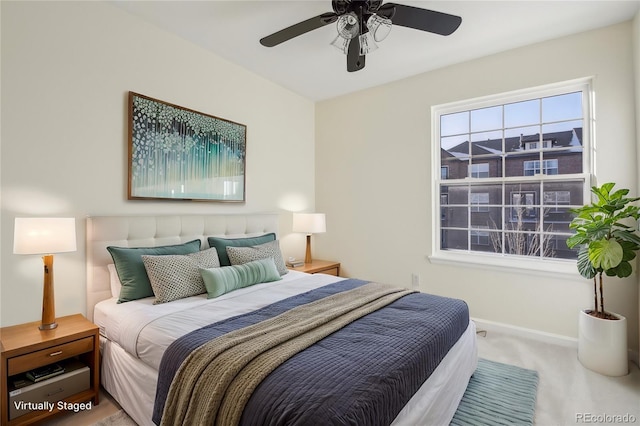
<box><xmin>381</xmin><ymin>3</ymin><xmax>461</xmax><ymax>36</ymax></box>
<box><xmin>260</xmin><ymin>12</ymin><xmax>338</xmax><ymax>47</ymax></box>
<box><xmin>347</xmin><ymin>38</ymin><xmax>365</xmax><ymax>72</ymax></box>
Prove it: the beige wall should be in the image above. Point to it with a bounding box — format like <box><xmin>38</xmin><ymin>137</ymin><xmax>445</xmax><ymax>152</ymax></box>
<box><xmin>0</xmin><ymin>2</ymin><xmax>316</xmax><ymax>326</ymax></box>
<box><xmin>316</xmin><ymin>22</ymin><xmax>639</xmax><ymax>352</ymax></box>
<box><xmin>2</xmin><ymin>2</ymin><xmax>638</xmax><ymax>354</ymax></box>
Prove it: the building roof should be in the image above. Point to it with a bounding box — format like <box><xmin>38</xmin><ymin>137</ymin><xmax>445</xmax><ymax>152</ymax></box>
<box><xmin>446</xmin><ymin>128</ymin><xmax>582</xmax><ymax>157</ymax></box>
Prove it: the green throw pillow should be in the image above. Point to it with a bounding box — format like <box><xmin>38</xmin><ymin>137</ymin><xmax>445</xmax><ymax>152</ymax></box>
<box><xmin>201</xmin><ymin>257</ymin><xmax>282</xmax><ymax>299</ymax></box>
<box><xmin>207</xmin><ymin>233</ymin><xmax>276</xmax><ymax>266</ymax></box>
<box><xmin>107</xmin><ymin>239</ymin><xmax>201</xmax><ymax>303</ymax></box>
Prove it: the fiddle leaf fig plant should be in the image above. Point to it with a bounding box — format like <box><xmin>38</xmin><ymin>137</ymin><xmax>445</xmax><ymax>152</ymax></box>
<box><xmin>566</xmin><ymin>183</ymin><xmax>640</xmax><ymax>319</ymax></box>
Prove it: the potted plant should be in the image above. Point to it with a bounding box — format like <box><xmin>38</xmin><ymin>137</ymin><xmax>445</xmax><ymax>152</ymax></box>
<box><xmin>567</xmin><ymin>182</ymin><xmax>640</xmax><ymax>376</ymax></box>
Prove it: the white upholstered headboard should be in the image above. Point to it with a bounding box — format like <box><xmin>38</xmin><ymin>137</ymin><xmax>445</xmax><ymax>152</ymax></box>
<box><xmin>86</xmin><ymin>214</ymin><xmax>279</xmax><ymax>321</ymax></box>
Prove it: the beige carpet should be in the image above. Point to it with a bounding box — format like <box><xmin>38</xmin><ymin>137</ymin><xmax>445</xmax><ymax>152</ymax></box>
<box><xmin>476</xmin><ymin>329</ymin><xmax>640</xmax><ymax>425</ymax></box>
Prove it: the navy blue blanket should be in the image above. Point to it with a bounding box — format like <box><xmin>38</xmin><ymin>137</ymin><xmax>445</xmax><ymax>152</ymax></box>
<box><xmin>153</xmin><ymin>279</ymin><xmax>469</xmax><ymax>425</ymax></box>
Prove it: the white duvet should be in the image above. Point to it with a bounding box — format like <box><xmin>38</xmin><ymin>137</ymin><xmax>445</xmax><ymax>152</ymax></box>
<box><xmin>94</xmin><ymin>270</ymin><xmax>344</xmax><ymax>370</ymax></box>
<box><xmin>95</xmin><ymin>271</ymin><xmax>477</xmax><ymax>426</ymax></box>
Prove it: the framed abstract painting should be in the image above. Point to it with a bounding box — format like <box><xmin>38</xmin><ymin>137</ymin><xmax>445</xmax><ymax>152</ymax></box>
<box><xmin>128</xmin><ymin>92</ymin><xmax>246</xmax><ymax>202</ymax></box>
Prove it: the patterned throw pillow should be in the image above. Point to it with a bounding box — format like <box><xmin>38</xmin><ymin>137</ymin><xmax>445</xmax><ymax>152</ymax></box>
<box><xmin>207</xmin><ymin>233</ymin><xmax>276</xmax><ymax>266</ymax></box>
<box><xmin>226</xmin><ymin>240</ymin><xmax>288</xmax><ymax>275</ymax></box>
<box><xmin>107</xmin><ymin>239</ymin><xmax>202</xmax><ymax>303</ymax></box>
<box><xmin>142</xmin><ymin>248</ymin><xmax>220</xmax><ymax>304</ymax></box>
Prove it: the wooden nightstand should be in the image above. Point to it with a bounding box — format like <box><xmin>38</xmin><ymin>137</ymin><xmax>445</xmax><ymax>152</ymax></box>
<box><xmin>291</xmin><ymin>259</ymin><xmax>341</xmax><ymax>276</ymax></box>
<box><xmin>0</xmin><ymin>314</ymin><xmax>100</xmax><ymax>425</ymax></box>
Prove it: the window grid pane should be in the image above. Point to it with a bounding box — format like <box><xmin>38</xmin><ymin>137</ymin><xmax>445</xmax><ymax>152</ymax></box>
<box><xmin>436</xmin><ymin>83</ymin><xmax>589</xmax><ymax>262</ymax></box>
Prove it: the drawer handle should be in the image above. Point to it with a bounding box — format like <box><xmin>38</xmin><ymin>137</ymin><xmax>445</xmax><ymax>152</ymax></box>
<box><xmin>47</xmin><ymin>387</ymin><xmax>64</xmax><ymax>396</ymax></box>
<box><xmin>48</xmin><ymin>351</ymin><xmax>63</xmax><ymax>357</ymax></box>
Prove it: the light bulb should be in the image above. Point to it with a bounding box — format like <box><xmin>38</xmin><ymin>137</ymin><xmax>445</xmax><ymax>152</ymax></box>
<box><xmin>330</xmin><ymin>34</ymin><xmax>350</xmax><ymax>54</ymax></box>
<box><xmin>336</xmin><ymin>12</ymin><xmax>359</xmax><ymax>40</ymax></box>
<box><xmin>359</xmin><ymin>32</ymin><xmax>378</xmax><ymax>55</ymax></box>
<box><xmin>366</xmin><ymin>14</ymin><xmax>392</xmax><ymax>42</ymax></box>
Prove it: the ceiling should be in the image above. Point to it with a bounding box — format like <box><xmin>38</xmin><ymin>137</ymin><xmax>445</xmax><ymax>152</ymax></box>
<box><xmin>111</xmin><ymin>1</ymin><xmax>640</xmax><ymax>101</ymax></box>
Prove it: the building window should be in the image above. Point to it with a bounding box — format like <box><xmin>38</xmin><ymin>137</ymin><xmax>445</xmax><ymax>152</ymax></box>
<box><xmin>510</xmin><ymin>191</ymin><xmax>537</xmax><ymax>221</ymax></box>
<box><xmin>441</xmin><ymin>166</ymin><xmax>449</xmax><ymax>179</ymax></box>
<box><xmin>544</xmin><ymin>190</ymin><xmax>571</xmax><ymax>210</ymax></box>
<box><xmin>471</xmin><ymin>227</ymin><xmax>490</xmax><ymax>246</ymax></box>
<box><xmin>525</xmin><ymin>140</ymin><xmax>552</xmax><ymax>150</ymax></box>
<box><xmin>524</xmin><ymin>159</ymin><xmax>558</xmax><ymax>176</ymax></box>
<box><xmin>468</xmin><ymin>163</ymin><xmax>489</xmax><ymax>178</ymax></box>
<box><xmin>433</xmin><ymin>79</ymin><xmax>592</xmax><ymax>266</ymax></box>
<box><xmin>470</xmin><ymin>192</ymin><xmax>490</xmax><ymax>212</ymax></box>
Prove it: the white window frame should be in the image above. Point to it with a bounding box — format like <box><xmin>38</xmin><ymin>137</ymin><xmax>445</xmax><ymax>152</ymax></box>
<box><xmin>430</xmin><ymin>78</ymin><xmax>594</xmax><ymax>276</ymax></box>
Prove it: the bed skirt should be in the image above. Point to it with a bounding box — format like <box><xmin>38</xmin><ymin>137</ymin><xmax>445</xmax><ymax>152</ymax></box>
<box><xmin>100</xmin><ymin>321</ymin><xmax>477</xmax><ymax>426</ymax></box>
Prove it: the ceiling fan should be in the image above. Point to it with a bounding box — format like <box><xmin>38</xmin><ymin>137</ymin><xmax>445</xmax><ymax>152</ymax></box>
<box><xmin>259</xmin><ymin>0</ymin><xmax>462</xmax><ymax>72</ymax></box>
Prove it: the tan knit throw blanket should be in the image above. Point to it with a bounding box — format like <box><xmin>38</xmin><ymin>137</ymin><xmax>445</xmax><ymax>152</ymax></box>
<box><xmin>160</xmin><ymin>282</ymin><xmax>414</xmax><ymax>426</ymax></box>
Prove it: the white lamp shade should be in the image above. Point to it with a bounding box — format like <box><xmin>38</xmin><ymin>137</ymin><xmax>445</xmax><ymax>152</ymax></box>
<box><xmin>14</xmin><ymin>217</ymin><xmax>77</xmax><ymax>255</ymax></box>
<box><xmin>292</xmin><ymin>213</ymin><xmax>326</xmax><ymax>234</ymax></box>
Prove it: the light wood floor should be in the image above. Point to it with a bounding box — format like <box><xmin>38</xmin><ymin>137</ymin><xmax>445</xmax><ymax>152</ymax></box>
<box><xmin>43</xmin><ymin>387</ymin><xmax>122</xmax><ymax>425</ymax></box>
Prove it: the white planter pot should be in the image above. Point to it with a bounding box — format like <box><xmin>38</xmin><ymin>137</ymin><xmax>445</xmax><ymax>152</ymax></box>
<box><xmin>578</xmin><ymin>310</ymin><xmax>628</xmax><ymax>376</ymax></box>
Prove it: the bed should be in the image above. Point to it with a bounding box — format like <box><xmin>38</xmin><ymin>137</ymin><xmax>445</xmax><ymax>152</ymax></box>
<box><xmin>87</xmin><ymin>214</ymin><xmax>477</xmax><ymax>426</ymax></box>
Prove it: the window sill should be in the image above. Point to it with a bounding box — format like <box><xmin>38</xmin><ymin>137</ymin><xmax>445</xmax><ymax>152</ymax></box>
<box><xmin>428</xmin><ymin>250</ymin><xmax>584</xmax><ymax>279</ymax></box>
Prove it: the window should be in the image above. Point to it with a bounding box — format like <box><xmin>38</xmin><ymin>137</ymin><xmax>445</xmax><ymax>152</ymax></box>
<box><xmin>544</xmin><ymin>190</ymin><xmax>571</xmax><ymax>209</ymax></box>
<box><xmin>524</xmin><ymin>159</ymin><xmax>558</xmax><ymax>176</ymax></box>
<box><xmin>433</xmin><ymin>79</ymin><xmax>592</xmax><ymax>267</ymax></box>
<box><xmin>470</xmin><ymin>228</ymin><xmax>490</xmax><ymax>246</ymax></box>
<box><xmin>525</xmin><ymin>140</ymin><xmax>552</xmax><ymax>150</ymax></box>
<box><xmin>468</xmin><ymin>163</ymin><xmax>489</xmax><ymax>178</ymax></box>
<box><xmin>510</xmin><ymin>191</ymin><xmax>537</xmax><ymax>221</ymax></box>
<box><xmin>441</xmin><ymin>166</ymin><xmax>449</xmax><ymax>179</ymax></box>
<box><xmin>470</xmin><ymin>192</ymin><xmax>490</xmax><ymax>212</ymax></box>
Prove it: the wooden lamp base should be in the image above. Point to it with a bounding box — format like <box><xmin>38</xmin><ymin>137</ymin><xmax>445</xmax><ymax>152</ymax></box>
<box><xmin>304</xmin><ymin>235</ymin><xmax>313</xmax><ymax>264</ymax></box>
<box><xmin>39</xmin><ymin>254</ymin><xmax>57</xmax><ymax>330</ymax></box>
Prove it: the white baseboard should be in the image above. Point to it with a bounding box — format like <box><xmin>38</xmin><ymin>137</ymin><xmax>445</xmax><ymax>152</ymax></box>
<box><xmin>471</xmin><ymin>317</ymin><xmax>640</xmax><ymax>370</ymax></box>
<box><xmin>471</xmin><ymin>317</ymin><xmax>578</xmax><ymax>348</ymax></box>
<box><xmin>629</xmin><ymin>350</ymin><xmax>640</xmax><ymax>369</ymax></box>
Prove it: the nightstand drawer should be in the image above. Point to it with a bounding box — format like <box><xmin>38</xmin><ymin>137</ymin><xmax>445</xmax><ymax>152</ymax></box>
<box><xmin>290</xmin><ymin>260</ymin><xmax>341</xmax><ymax>276</ymax></box>
<box><xmin>9</xmin><ymin>360</ymin><xmax>90</xmax><ymax>420</ymax></box>
<box><xmin>7</xmin><ymin>337</ymin><xmax>94</xmax><ymax>376</ymax></box>
<box><xmin>319</xmin><ymin>267</ymin><xmax>339</xmax><ymax>276</ymax></box>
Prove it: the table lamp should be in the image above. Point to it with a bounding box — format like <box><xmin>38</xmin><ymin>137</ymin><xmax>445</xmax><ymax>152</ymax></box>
<box><xmin>292</xmin><ymin>213</ymin><xmax>326</xmax><ymax>264</ymax></box>
<box><xmin>13</xmin><ymin>217</ymin><xmax>77</xmax><ymax>330</ymax></box>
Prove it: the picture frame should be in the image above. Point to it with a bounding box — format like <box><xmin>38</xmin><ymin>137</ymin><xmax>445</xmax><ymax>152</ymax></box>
<box><xmin>128</xmin><ymin>92</ymin><xmax>246</xmax><ymax>202</ymax></box>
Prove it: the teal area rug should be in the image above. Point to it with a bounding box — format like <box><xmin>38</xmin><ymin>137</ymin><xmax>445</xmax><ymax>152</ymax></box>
<box><xmin>451</xmin><ymin>358</ymin><xmax>539</xmax><ymax>426</ymax></box>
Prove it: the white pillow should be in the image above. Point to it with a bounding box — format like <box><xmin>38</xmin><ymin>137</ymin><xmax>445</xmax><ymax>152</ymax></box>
<box><xmin>107</xmin><ymin>263</ymin><xmax>122</xmax><ymax>298</ymax></box>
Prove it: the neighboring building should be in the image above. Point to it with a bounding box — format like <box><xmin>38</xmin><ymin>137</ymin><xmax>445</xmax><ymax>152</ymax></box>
<box><xmin>440</xmin><ymin>128</ymin><xmax>583</xmax><ymax>259</ymax></box>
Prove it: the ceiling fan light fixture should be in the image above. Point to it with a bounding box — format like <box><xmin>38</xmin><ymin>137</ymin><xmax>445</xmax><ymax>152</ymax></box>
<box><xmin>336</xmin><ymin>12</ymin><xmax>359</xmax><ymax>39</ymax></box>
<box><xmin>367</xmin><ymin>14</ymin><xmax>392</xmax><ymax>42</ymax></box>
<box><xmin>359</xmin><ymin>32</ymin><xmax>378</xmax><ymax>55</ymax></box>
<box><xmin>330</xmin><ymin>34</ymin><xmax>350</xmax><ymax>54</ymax></box>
